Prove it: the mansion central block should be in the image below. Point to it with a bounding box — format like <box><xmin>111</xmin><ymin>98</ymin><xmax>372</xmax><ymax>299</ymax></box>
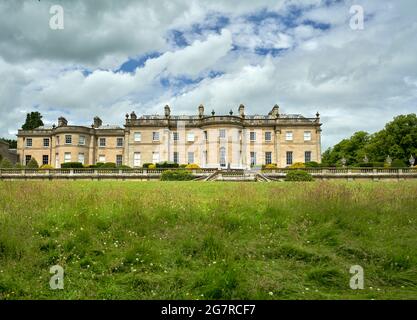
<box><xmin>17</xmin><ymin>104</ymin><xmax>322</xmax><ymax>169</ymax></box>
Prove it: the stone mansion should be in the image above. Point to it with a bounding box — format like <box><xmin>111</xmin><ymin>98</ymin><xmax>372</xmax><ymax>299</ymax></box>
<box><xmin>16</xmin><ymin>104</ymin><xmax>322</xmax><ymax>169</ymax></box>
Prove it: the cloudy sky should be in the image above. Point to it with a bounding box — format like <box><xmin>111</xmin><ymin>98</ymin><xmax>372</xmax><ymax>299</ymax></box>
<box><xmin>0</xmin><ymin>0</ymin><xmax>416</xmax><ymax>150</ymax></box>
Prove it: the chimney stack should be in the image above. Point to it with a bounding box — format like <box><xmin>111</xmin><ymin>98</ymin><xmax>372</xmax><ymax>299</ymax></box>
<box><xmin>238</xmin><ymin>104</ymin><xmax>245</xmax><ymax>118</ymax></box>
<box><xmin>58</xmin><ymin>116</ymin><xmax>68</xmax><ymax>127</ymax></box>
<box><xmin>93</xmin><ymin>116</ymin><xmax>102</xmax><ymax>128</ymax></box>
<box><xmin>271</xmin><ymin>104</ymin><xmax>280</xmax><ymax>118</ymax></box>
<box><xmin>164</xmin><ymin>105</ymin><xmax>171</xmax><ymax>118</ymax></box>
<box><xmin>198</xmin><ymin>104</ymin><xmax>204</xmax><ymax>118</ymax></box>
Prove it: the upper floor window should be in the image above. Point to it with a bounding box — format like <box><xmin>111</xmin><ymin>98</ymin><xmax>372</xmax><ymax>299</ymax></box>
<box><xmin>265</xmin><ymin>132</ymin><xmax>272</xmax><ymax>142</ymax></box>
<box><xmin>304</xmin><ymin>131</ymin><xmax>312</xmax><ymax>141</ymax></box>
<box><xmin>99</xmin><ymin>137</ymin><xmax>106</xmax><ymax>147</ymax></box>
<box><xmin>134</xmin><ymin>132</ymin><xmax>141</xmax><ymax>142</ymax></box>
<box><xmin>172</xmin><ymin>132</ymin><xmax>179</xmax><ymax>141</ymax></box>
<box><xmin>79</xmin><ymin>135</ymin><xmax>86</xmax><ymax>146</ymax></box>
<box><xmin>26</xmin><ymin>138</ymin><xmax>32</xmax><ymax>147</ymax></box>
<box><xmin>152</xmin><ymin>132</ymin><xmax>160</xmax><ymax>141</ymax></box>
<box><xmin>250</xmin><ymin>132</ymin><xmax>256</xmax><ymax>141</ymax></box>
<box><xmin>117</xmin><ymin>137</ymin><xmax>124</xmax><ymax>147</ymax></box>
<box><xmin>219</xmin><ymin>129</ymin><xmax>226</xmax><ymax>139</ymax></box>
<box><xmin>43</xmin><ymin>138</ymin><xmax>50</xmax><ymax>147</ymax></box>
<box><xmin>187</xmin><ymin>132</ymin><xmax>195</xmax><ymax>142</ymax></box>
<box><xmin>285</xmin><ymin>131</ymin><xmax>293</xmax><ymax>141</ymax></box>
<box><xmin>65</xmin><ymin>135</ymin><xmax>72</xmax><ymax>144</ymax></box>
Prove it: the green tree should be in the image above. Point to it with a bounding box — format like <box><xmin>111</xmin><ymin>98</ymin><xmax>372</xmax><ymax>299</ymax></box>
<box><xmin>26</xmin><ymin>158</ymin><xmax>39</xmax><ymax>169</ymax></box>
<box><xmin>0</xmin><ymin>158</ymin><xmax>13</xmax><ymax>168</ymax></box>
<box><xmin>0</xmin><ymin>138</ymin><xmax>17</xmax><ymax>148</ymax></box>
<box><xmin>22</xmin><ymin>112</ymin><xmax>44</xmax><ymax>130</ymax></box>
<box><xmin>322</xmin><ymin>131</ymin><xmax>370</xmax><ymax>166</ymax></box>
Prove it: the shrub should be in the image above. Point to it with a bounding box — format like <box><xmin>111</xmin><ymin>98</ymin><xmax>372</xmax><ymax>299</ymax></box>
<box><xmin>391</xmin><ymin>159</ymin><xmax>407</xmax><ymax>168</ymax></box>
<box><xmin>372</xmin><ymin>162</ymin><xmax>384</xmax><ymax>168</ymax></box>
<box><xmin>61</xmin><ymin>162</ymin><xmax>83</xmax><ymax>168</ymax></box>
<box><xmin>262</xmin><ymin>164</ymin><xmax>278</xmax><ymax>170</ymax></box>
<box><xmin>118</xmin><ymin>165</ymin><xmax>131</xmax><ymax>169</ymax></box>
<box><xmin>285</xmin><ymin>170</ymin><xmax>313</xmax><ymax>181</ymax></box>
<box><xmin>305</xmin><ymin>161</ymin><xmax>320</xmax><ymax>168</ymax></box>
<box><xmin>161</xmin><ymin>170</ymin><xmax>193</xmax><ymax>181</ymax></box>
<box><xmin>357</xmin><ymin>162</ymin><xmax>373</xmax><ymax>167</ymax></box>
<box><xmin>148</xmin><ymin>164</ymin><xmax>156</xmax><ymax>169</ymax></box>
<box><xmin>289</xmin><ymin>162</ymin><xmax>305</xmax><ymax>169</ymax></box>
<box><xmin>185</xmin><ymin>163</ymin><xmax>200</xmax><ymax>169</ymax></box>
<box><xmin>40</xmin><ymin>164</ymin><xmax>54</xmax><ymax>169</ymax></box>
<box><xmin>156</xmin><ymin>161</ymin><xmax>179</xmax><ymax>168</ymax></box>
<box><xmin>179</xmin><ymin>164</ymin><xmax>187</xmax><ymax>168</ymax></box>
<box><xmin>14</xmin><ymin>163</ymin><xmax>25</xmax><ymax>169</ymax></box>
<box><xmin>26</xmin><ymin>158</ymin><xmax>39</xmax><ymax>169</ymax></box>
<box><xmin>0</xmin><ymin>158</ymin><xmax>13</xmax><ymax>168</ymax></box>
<box><xmin>142</xmin><ymin>163</ymin><xmax>153</xmax><ymax>169</ymax></box>
<box><xmin>100</xmin><ymin>162</ymin><xmax>116</xmax><ymax>168</ymax></box>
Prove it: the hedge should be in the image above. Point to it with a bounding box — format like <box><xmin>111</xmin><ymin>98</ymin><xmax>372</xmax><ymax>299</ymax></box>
<box><xmin>285</xmin><ymin>170</ymin><xmax>314</xmax><ymax>181</ymax></box>
<box><xmin>161</xmin><ymin>170</ymin><xmax>194</xmax><ymax>181</ymax></box>
<box><xmin>61</xmin><ymin>162</ymin><xmax>84</xmax><ymax>168</ymax></box>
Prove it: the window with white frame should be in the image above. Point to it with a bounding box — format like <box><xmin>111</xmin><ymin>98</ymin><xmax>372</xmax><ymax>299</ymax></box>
<box><xmin>117</xmin><ymin>137</ymin><xmax>124</xmax><ymax>147</ymax></box>
<box><xmin>265</xmin><ymin>152</ymin><xmax>272</xmax><ymax>165</ymax></box>
<box><xmin>43</xmin><ymin>138</ymin><xmax>50</xmax><ymax>147</ymax></box>
<box><xmin>265</xmin><ymin>132</ymin><xmax>272</xmax><ymax>142</ymax></box>
<box><xmin>187</xmin><ymin>152</ymin><xmax>194</xmax><ymax>164</ymax></box>
<box><xmin>98</xmin><ymin>155</ymin><xmax>106</xmax><ymax>163</ymax></box>
<box><xmin>64</xmin><ymin>152</ymin><xmax>71</xmax><ymax>163</ymax></box>
<box><xmin>99</xmin><ymin>137</ymin><xmax>106</xmax><ymax>147</ymax></box>
<box><xmin>133</xmin><ymin>152</ymin><xmax>141</xmax><ymax>167</ymax></box>
<box><xmin>219</xmin><ymin>129</ymin><xmax>226</xmax><ymax>139</ymax></box>
<box><xmin>42</xmin><ymin>155</ymin><xmax>49</xmax><ymax>165</ymax></box>
<box><xmin>250</xmin><ymin>152</ymin><xmax>256</xmax><ymax>166</ymax></box>
<box><xmin>65</xmin><ymin>135</ymin><xmax>72</xmax><ymax>144</ymax></box>
<box><xmin>173</xmin><ymin>152</ymin><xmax>179</xmax><ymax>164</ymax></box>
<box><xmin>285</xmin><ymin>131</ymin><xmax>293</xmax><ymax>141</ymax></box>
<box><xmin>79</xmin><ymin>135</ymin><xmax>86</xmax><ymax>146</ymax></box>
<box><xmin>250</xmin><ymin>132</ymin><xmax>256</xmax><ymax>141</ymax></box>
<box><xmin>304</xmin><ymin>131</ymin><xmax>311</xmax><ymax>141</ymax></box>
<box><xmin>286</xmin><ymin>151</ymin><xmax>293</xmax><ymax>165</ymax></box>
<box><xmin>78</xmin><ymin>153</ymin><xmax>85</xmax><ymax>165</ymax></box>
<box><xmin>305</xmin><ymin>151</ymin><xmax>312</xmax><ymax>163</ymax></box>
<box><xmin>26</xmin><ymin>138</ymin><xmax>32</xmax><ymax>147</ymax></box>
<box><xmin>187</xmin><ymin>132</ymin><xmax>195</xmax><ymax>142</ymax></box>
<box><xmin>152</xmin><ymin>132</ymin><xmax>160</xmax><ymax>141</ymax></box>
<box><xmin>152</xmin><ymin>152</ymin><xmax>160</xmax><ymax>163</ymax></box>
<box><xmin>116</xmin><ymin>155</ymin><xmax>123</xmax><ymax>166</ymax></box>
<box><xmin>219</xmin><ymin>147</ymin><xmax>226</xmax><ymax>167</ymax></box>
<box><xmin>134</xmin><ymin>132</ymin><xmax>141</xmax><ymax>142</ymax></box>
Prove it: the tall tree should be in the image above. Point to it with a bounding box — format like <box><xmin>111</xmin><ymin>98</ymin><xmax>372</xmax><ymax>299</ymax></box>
<box><xmin>0</xmin><ymin>138</ymin><xmax>17</xmax><ymax>148</ymax></box>
<box><xmin>22</xmin><ymin>112</ymin><xmax>44</xmax><ymax>130</ymax></box>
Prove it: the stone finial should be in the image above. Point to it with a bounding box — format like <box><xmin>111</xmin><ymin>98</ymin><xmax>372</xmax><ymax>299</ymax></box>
<box><xmin>58</xmin><ymin>116</ymin><xmax>68</xmax><ymax>127</ymax></box>
<box><xmin>211</xmin><ymin>110</ymin><xmax>215</xmax><ymax>116</ymax></box>
<box><xmin>271</xmin><ymin>104</ymin><xmax>280</xmax><ymax>118</ymax></box>
<box><xmin>198</xmin><ymin>104</ymin><xmax>204</xmax><ymax>118</ymax></box>
<box><xmin>164</xmin><ymin>104</ymin><xmax>171</xmax><ymax>118</ymax></box>
<box><xmin>125</xmin><ymin>113</ymin><xmax>129</xmax><ymax>120</ymax></box>
<box><xmin>229</xmin><ymin>109</ymin><xmax>233</xmax><ymax>115</ymax></box>
<box><xmin>316</xmin><ymin>111</ymin><xmax>320</xmax><ymax>118</ymax></box>
<box><xmin>93</xmin><ymin>116</ymin><xmax>102</xmax><ymax>128</ymax></box>
<box><xmin>130</xmin><ymin>111</ymin><xmax>137</xmax><ymax>120</ymax></box>
<box><xmin>238</xmin><ymin>104</ymin><xmax>245</xmax><ymax>118</ymax></box>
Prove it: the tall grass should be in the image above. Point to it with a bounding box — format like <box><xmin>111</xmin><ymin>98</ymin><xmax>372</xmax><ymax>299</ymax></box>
<box><xmin>0</xmin><ymin>181</ymin><xmax>416</xmax><ymax>299</ymax></box>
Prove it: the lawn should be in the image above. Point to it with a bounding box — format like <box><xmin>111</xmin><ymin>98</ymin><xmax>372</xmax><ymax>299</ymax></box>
<box><xmin>0</xmin><ymin>181</ymin><xmax>416</xmax><ymax>300</ymax></box>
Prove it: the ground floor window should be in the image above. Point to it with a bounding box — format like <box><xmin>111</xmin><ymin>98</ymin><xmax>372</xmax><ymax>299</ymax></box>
<box><xmin>265</xmin><ymin>152</ymin><xmax>272</xmax><ymax>165</ymax></box>
<box><xmin>250</xmin><ymin>152</ymin><xmax>256</xmax><ymax>166</ymax></box>
<box><xmin>116</xmin><ymin>155</ymin><xmax>123</xmax><ymax>166</ymax></box>
<box><xmin>220</xmin><ymin>147</ymin><xmax>226</xmax><ymax>167</ymax></box>
<box><xmin>173</xmin><ymin>152</ymin><xmax>179</xmax><ymax>164</ymax></box>
<box><xmin>187</xmin><ymin>152</ymin><xmax>194</xmax><ymax>164</ymax></box>
<box><xmin>305</xmin><ymin>151</ymin><xmax>312</xmax><ymax>163</ymax></box>
<box><xmin>286</xmin><ymin>151</ymin><xmax>293</xmax><ymax>166</ymax></box>
<box><xmin>98</xmin><ymin>155</ymin><xmax>105</xmax><ymax>163</ymax></box>
<box><xmin>78</xmin><ymin>153</ymin><xmax>85</xmax><ymax>165</ymax></box>
<box><xmin>42</xmin><ymin>155</ymin><xmax>49</xmax><ymax>165</ymax></box>
<box><xmin>133</xmin><ymin>152</ymin><xmax>141</xmax><ymax>167</ymax></box>
<box><xmin>152</xmin><ymin>152</ymin><xmax>160</xmax><ymax>163</ymax></box>
<box><xmin>64</xmin><ymin>152</ymin><xmax>71</xmax><ymax>163</ymax></box>
<box><xmin>25</xmin><ymin>155</ymin><xmax>32</xmax><ymax>165</ymax></box>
